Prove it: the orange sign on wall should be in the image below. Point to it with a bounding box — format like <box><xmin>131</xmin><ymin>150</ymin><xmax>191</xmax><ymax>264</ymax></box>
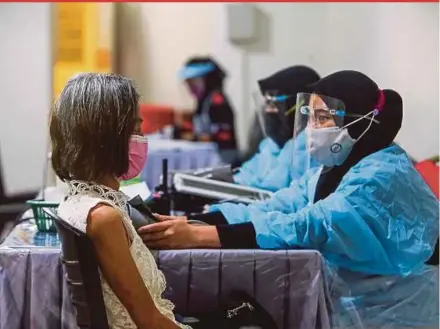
<box><xmin>53</xmin><ymin>3</ymin><xmax>114</xmax><ymax>97</ymax></box>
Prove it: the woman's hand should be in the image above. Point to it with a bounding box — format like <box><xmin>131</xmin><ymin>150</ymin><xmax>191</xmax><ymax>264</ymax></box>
<box><xmin>181</xmin><ymin>132</ymin><xmax>194</xmax><ymax>140</ymax></box>
<box><xmin>198</xmin><ymin>134</ymin><xmax>211</xmax><ymax>142</ymax></box>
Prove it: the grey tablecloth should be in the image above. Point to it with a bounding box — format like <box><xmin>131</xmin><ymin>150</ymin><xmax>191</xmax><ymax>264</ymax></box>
<box><xmin>0</xmin><ymin>222</ymin><xmax>330</xmax><ymax>329</ymax></box>
<box><xmin>141</xmin><ymin>140</ymin><xmax>222</xmax><ymax>189</ymax></box>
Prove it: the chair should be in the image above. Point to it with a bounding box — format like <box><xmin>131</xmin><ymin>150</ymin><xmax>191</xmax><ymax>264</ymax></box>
<box><xmin>414</xmin><ymin>158</ymin><xmax>439</xmax><ymax>266</ymax></box>
<box><xmin>415</xmin><ymin>158</ymin><xmax>439</xmax><ymax>199</ymax></box>
<box><xmin>139</xmin><ymin>104</ymin><xmax>175</xmax><ymax>134</ymax></box>
<box><xmin>43</xmin><ymin>208</ymin><xmax>110</xmax><ymax>329</ymax></box>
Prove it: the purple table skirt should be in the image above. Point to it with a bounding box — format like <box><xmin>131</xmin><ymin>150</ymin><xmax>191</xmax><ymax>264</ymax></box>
<box><xmin>0</xmin><ymin>247</ymin><xmax>330</xmax><ymax>329</ymax></box>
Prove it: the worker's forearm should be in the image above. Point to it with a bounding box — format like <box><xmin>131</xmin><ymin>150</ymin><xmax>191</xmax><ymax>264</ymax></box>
<box><xmin>193</xmin><ymin>225</ymin><xmax>222</xmax><ymax>248</ymax></box>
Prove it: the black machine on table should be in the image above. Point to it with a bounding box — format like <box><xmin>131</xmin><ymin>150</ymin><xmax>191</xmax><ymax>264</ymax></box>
<box><xmin>144</xmin><ymin>159</ymin><xmax>273</xmax><ymax>216</ymax></box>
<box><xmin>146</xmin><ymin>159</ymin><xmax>217</xmax><ymax>215</ymax></box>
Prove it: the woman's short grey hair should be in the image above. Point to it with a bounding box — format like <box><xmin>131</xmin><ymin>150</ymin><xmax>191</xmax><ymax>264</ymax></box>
<box><xmin>50</xmin><ymin>73</ymin><xmax>140</xmax><ymax>181</ymax></box>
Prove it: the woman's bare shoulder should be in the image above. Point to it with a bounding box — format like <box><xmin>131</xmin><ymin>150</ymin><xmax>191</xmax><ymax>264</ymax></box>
<box><xmin>87</xmin><ymin>203</ymin><xmax>125</xmax><ymax>239</ymax></box>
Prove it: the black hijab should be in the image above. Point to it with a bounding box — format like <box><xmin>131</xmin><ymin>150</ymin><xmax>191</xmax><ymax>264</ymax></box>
<box><xmin>184</xmin><ymin>57</ymin><xmax>227</xmax><ymax>114</ymax></box>
<box><xmin>311</xmin><ymin>70</ymin><xmax>403</xmax><ymax>202</ymax></box>
<box><xmin>257</xmin><ymin>66</ymin><xmax>320</xmax><ymax>148</ymax></box>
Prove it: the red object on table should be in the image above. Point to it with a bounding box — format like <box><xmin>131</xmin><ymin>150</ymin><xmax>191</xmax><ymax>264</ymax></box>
<box><xmin>415</xmin><ymin>160</ymin><xmax>439</xmax><ymax>199</ymax></box>
<box><xmin>139</xmin><ymin>104</ymin><xmax>175</xmax><ymax>134</ymax></box>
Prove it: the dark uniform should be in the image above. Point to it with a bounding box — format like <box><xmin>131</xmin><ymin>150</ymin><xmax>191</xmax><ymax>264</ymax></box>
<box><xmin>178</xmin><ymin>57</ymin><xmax>238</xmax><ymax>164</ymax></box>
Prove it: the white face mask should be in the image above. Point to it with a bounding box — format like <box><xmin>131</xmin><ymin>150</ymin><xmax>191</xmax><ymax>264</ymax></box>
<box><xmin>306</xmin><ymin>127</ymin><xmax>355</xmax><ymax>167</ymax></box>
<box><xmin>306</xmin><ymin>110</ymin><xmax>378</xmax><ymax>167</ymax></box>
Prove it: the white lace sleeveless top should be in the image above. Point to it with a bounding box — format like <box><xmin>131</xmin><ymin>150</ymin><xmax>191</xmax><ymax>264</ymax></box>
<box><xmin>57</xmin><ymin>180</ymin><xmax>190</xmax><ymax>329</ymax></box>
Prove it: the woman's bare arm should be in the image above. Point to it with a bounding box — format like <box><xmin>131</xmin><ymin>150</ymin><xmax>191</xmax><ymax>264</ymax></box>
<box><xmin>87</xmin><ymin>204</ymin><xmax>179</xmax><ymax>329</ymax></box>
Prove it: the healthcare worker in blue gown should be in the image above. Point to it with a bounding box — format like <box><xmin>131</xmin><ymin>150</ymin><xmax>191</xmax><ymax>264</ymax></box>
<box><xmin>139</xmin><ymin>70</ymin><xmax>439</xmax><ymax>328</ymax></box>
<box><xmin>233</xmin><ymin>66</ymin><xmax>320</xmax><ymax>192</ymax></box>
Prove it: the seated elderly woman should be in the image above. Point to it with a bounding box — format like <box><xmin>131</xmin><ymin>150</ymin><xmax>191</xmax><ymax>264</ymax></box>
<box><xmin>138</xmin><ymin>71</ymin><xmax>439</xmax><ymax>328</ymax></box>
<box><xmin>51</xmin><ymin>73</ymin><xmax>277</xmax><ymax>329</ymax></box>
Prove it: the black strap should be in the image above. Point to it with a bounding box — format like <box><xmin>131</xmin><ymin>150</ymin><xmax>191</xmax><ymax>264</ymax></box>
<box><xmin>426</xmin><ymin>239</ymin><xmax>439</xmax><ymax>265</ymax></box>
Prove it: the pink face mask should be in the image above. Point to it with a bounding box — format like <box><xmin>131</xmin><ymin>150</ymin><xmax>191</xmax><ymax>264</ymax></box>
<box><xmin>118</xmin><ymin>135</ymin><xmax>148</xmax><ymax>181</ymax></box>
<box><xmin>187</xmin><ymin>78</ymin><xmax>205</xmax><ymax>98</ymax></box>
<box><xmin>189</xmin><ymin>85</ymin><xmax>202</xmax><ymax>98</ymax></box>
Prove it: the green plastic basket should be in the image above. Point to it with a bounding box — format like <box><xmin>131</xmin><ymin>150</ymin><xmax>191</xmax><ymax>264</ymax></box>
<box><xmin>26</xmin><ymin>200</ymin><xmax>60</xmax><ymax>232</ymax></box>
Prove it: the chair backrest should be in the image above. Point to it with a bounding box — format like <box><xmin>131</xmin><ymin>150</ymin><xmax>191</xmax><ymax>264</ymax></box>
<box><xmin>139</xmin><ymin>104</ymin><xmax>175</xmax><ymax>134</ymax></box>
<box><xmin>43</xmin><ymin>208</ymin><xmax>110</xmax><ymax>329</ymax></box>
<box><xmin>415</xmin><ymin>159</ymin><xmax>439</xmax><ymax>199</ymax></box>
<box><xmin>414</xmin><ymin>159</ymin><xmax>439</xmax><ymax>266</ymax></box>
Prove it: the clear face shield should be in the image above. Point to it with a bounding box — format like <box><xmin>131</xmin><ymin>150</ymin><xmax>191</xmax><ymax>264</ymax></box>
<box><xmin>292</xmin><ymin>93</ymin><xmax>380</xmax><ymax>174</ymax></box>
<box><xmin>252</xmin><ymin>90</ymin><xmax>296</xmax><ymax>148</ymax></box>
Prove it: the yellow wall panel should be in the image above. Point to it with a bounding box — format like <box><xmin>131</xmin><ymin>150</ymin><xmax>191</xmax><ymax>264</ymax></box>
<box><xmin>53</xmin><ymin>3</ymin><xmax>113</xmax><ymax>97</ymax></box>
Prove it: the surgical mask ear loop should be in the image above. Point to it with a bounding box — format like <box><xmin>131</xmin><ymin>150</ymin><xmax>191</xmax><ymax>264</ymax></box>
<box><xmin>340</xmin><ymin>89</ymin><xmax>384</xmax><ymax>143</ymax></box>
<box><xmin>355</xmin><ymin>110</ymin><xmax>378</xmax><ymax>142</ymax></box>
<box><xmin>341</xmin><ymin>109</ymin><xmax>380</xmax><ymax>142</ymax></box>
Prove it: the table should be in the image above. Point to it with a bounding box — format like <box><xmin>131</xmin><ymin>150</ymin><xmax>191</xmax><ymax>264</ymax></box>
<box><xmin>2</xmin><ymin>221</ymin><xmax>438</xmax><ymax>329</ymax></box>
<box><xmin>0</xmin><ymin>221</ymin><xmax>331</xmax><ymax>329</ymax></box>
<box><xmin>141</xmin><ymin>139</ymin><xmax>222</xmax><ymax>189</ymax></box>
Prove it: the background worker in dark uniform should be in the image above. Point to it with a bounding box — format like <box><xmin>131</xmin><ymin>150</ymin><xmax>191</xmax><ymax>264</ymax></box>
<box><xmin>176</xmin><ymin>56</ymin><xmax>238</xmax><ymax>165</ymax></box>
